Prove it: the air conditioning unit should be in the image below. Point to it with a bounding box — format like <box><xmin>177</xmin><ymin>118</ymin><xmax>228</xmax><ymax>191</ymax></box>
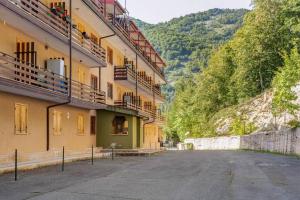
<box><xmin>46</xmin><ymin>59</ymin><xmax>64</xmax><ymax>76</ymax></box>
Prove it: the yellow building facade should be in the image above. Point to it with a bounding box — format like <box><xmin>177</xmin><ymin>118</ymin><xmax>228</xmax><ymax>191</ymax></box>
<box><xmin>0</xmin><ymin>0</ymin><xmax>166</xmax><ymax>162</ymax></box>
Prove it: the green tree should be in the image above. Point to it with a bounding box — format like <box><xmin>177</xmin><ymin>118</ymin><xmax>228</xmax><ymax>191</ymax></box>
<box><xmin>272</xmin><ymin>49</ymin><xmax>300</xmax><ymax>116</ymax></box>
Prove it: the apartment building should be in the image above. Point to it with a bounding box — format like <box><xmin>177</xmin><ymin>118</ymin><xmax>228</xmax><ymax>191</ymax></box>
<box><xmin>0</xmin><ymin>0</ymin><xmax>166</xmax><ymax>159</ymax></box>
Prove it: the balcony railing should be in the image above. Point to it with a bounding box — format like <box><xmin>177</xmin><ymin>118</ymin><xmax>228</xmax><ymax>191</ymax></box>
<box><xmin>0</xmin><ymin>52</ymin><xmax>68</xmax><ymax>94</ymax></box>
<box><xmin>72</xmin><ymin>28</ymin><xmax>106</xmax><ymax>63</ymax></box>
<box><xmin>114</xmin><ymin>66</ymin><xmax>155</xmax><ymax>95</ymax></box>
<box><xmin>139</xmin><ymin>108</ymin><xmax>155</xmax><ymax>119</ymax></box>
<box><xmin>114</xmin><ymin>100</ymin><xmax>155</xmax><ymax>119</ymax></box>
<box><xmin>72</xmin><ymin>80</ymin><xmax>106</xmax><ymax>104</ymax></box>
<box><xmin>110</xmin><ymin>18</ymin><xmax>164</xmax><ymax>77</ymax></box>
<box><xmin>114</xmin><ymin>100</ymin><xmax>140</xmax><ymax>110</ymax></box>
<box><xmin>155</xmin><ymin>111</ymin><xmax>165</xmax><ymax>123</ymax></box>
<box><xmin>154</xmin><ymin>86</ymin><xmax>165</xmax><ymax>100</ymax></box>
<box><xmin>7</xmin><ymin>0</ymin><xmax>106</xmax><ymax>64</ymax></box>
<box><xmin>81</xmin><ymin>0</ymin><xmax>164</xmax><ymax>77</ymax></box>
<box><xmin>0</xmin><ymin>51</ymin><xmax>106</xmax><ymax>105</ymax></box>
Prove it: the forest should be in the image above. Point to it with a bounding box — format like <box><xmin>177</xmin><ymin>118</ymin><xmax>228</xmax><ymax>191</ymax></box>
<box><xmin>137</xmin><ymin>0</ymin><xmax>300</xmax><ymax>141</ymax></box>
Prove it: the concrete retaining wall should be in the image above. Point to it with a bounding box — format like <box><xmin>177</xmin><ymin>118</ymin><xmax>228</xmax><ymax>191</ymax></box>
<box><xmin>240</xmin><ymin>128</ymin><xmax>300</xmax><ymax>155</ymax></box>
<box><xmin>184</xmin><ymin>136</ymin><xmax>241</xmax><ymax>150</ymax></box>
<box><xmin>184</xmin><ymin>128</ymin><xmax>300</xmax><ymax>155</ymax></box>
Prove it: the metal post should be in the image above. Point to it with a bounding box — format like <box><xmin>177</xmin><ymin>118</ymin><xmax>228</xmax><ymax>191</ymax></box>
<box><xmin>15</xmin><ymin>149</ymin><xmax>18</xmax><ymax>181</ymax></box>
<box><xmin>91</xmin><ymin>145</ymin><xmax>94</xmax><ymax>165</ymax></box>
<box><xmin>111</xmin><ymin>147</ymin><xmax>114</xmax><ymax>160</ymax></box>
<box><xmin>62</xmin><ymin>146</ymin><xmax>65</xmax><ymax>172</ymax></box>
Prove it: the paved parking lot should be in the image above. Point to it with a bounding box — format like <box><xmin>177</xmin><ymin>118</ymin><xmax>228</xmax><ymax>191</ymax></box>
<box><xmin>0</xmin><ymin>151</ymin><xmax>300</xmax><ymax>200</ymax></box>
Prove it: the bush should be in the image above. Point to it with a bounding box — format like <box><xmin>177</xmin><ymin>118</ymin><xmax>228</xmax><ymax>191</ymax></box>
<box><xmin>287</xmin><ymin>120</ymin><xmax>300</xmax><ymax>129</ymax></box>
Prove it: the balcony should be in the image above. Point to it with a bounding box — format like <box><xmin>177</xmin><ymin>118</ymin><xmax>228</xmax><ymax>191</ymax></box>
<box><xmin>155</xmin><ymin>111</ymin><xmax>165</xmax><ymax>124</ymax></box>
<box><xmin>114</xmin><ymin>66</ymin><xmax>152</xmax><ymax>95</ymax></box>
<box><xmin>154</xmin><ymin>85</ymin><xmax>165</xmax><ymax>103</ymax></box>
<box><xmin>1</xmin><ymin>0</ymin><xmax>106</xmax><ymax>67</ymax></box>
<box><xmin>114</xmin><ymin>66</ymin><xmax>165</xmax><ymax>103</ymax></box>
<box><xmin>72</xmin><ymin>80</ymin><xmax>106</xmax><ymax>105</ymax></box>
<box><xmin>81</xmin><ymin>0</ymin><xmax>165</xmax><ymax>79</ymax></box>
<box><xmin>0</xmin><ymin>51</ymin><xmax>106</xmax><ymax>109</ymax></box>
<box><xmin>114</xmin><ymin>93</ymin><xmax>155</xmax><ymax>119</ymax></box>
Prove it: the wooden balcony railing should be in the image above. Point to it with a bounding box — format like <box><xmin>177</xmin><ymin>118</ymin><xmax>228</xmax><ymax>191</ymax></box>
<box><xmin>114</xmin><ymin>100</ymin><xmax>141</xmax><ymax>110</ymax></box>
<box><xmin>0</xmin><ymin>52</ymin><xmax>68</xmax><ymax>94</ymax></box>
<box><xmin>72</xmin><ymin>28</ymin><xmax>106</xmax><ymax>63</ymax></box>
<box><xmin>87</xmin><ymin>0</ymin><xmax>105</xmax><ymax>15</ymax></box>
<box><xmin>72</xmin><ymin>80</ymin><xmax>106</xmax><ymax>104</ymax></box>
<box><xmin>155</xmin><ymin>111</ymin><xmax>165</xmax><ymax>123</ymax></box>
<box><xmin>114</xmin><ymin>66</ymin><xmax>155</xmax><ymax>95</ymax></box>
<box><xmin>154</xmin><ymin>86</ymin><xmax>165</xmax><ymax>100</ymax></box>
<box><xmin>81</xmin><ymin>0</ymin><xmax>164</xmax><ymax>77</ymax></box>
<box><xmin>7</xmin><ymin>0</ymin><xmax>106</xmax><ymax>64</ymax></box>
<box><xmin>139</xmin><ymin>108</ymin><xmax>155</xmax><ymax>119</ymax></box>
<box><xmin>110</xmin><ymin>18</ymin><xmax>164</xmax><ymax>77</ymax></box>
<box><xmin>114</xmin><ymin>66</ymin><xmax>135</xmax><ymax>81</ymax></box>
<box><xmin>0</xmin><ymin>51</ymin><xmax>106</xmax><ymax>104</ymax></box>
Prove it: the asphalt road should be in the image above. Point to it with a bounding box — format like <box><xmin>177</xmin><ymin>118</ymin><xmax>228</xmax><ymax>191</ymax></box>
<box><xmin>0</xmin><ymin>151</ymin><xmax>300</xmax><ymax>200</ymax></box>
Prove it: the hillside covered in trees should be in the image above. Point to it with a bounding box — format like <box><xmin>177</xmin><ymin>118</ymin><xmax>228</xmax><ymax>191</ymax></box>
<box><xmin>134</xmin><ymin>8</ymin><xmax>248</xmax><ymax>99</ymax></box>
<box><xmin>165</xmin><ymin>0</ymin><xmax>300</xmax><ymax>141</ymax></box>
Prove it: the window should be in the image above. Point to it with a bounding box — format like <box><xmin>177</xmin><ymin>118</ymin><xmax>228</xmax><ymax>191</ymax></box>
<box><xmin>112</xmin><ymin>116</ymin><xmax>128</xmax><ymax>135</ymax></box>
<box><xmin>77</xmin><ymin>114</ymin><xmax>85</xmax><ymax>135</ymax></box>
<box><xmin>15</xmin><ymin>103</ymin><xmax>28</xmax><ymax>135</ymax></box>
<box><xmin>107</xmin><ymin>82</ymin><xmax>113</xmax><ymax>99</ymax></box>
<box><xmin>90</xmin><ymin>116</ymin><xmax>96</xmax><ymax>135</ymax></box>
<box><xmin>53</xmin><ymin>110</ymin><xmax>62</xmax><ymax>135</ymax></box>
<box><xmin>91</xmin><ymin>75</ymin><xmax>98</xmax><ymax>90</ymax></box>
<box><xmin>107</xmin><ymin>47</ymin><xmax>113</xmax><ymax>65</ymax></box>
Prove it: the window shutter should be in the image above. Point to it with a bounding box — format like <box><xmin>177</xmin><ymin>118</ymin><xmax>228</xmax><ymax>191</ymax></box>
<box><xmin>15</xmin><ymin>104</ymin><xmax>21</xmax><ymax>134</ymax></box>
<box><xmin>53</xmin><ymin>111</ymin><xmax>57</xmax><ymax>133</ymax></box>
<box><xmin>77</xmin><ymin>115</ymin><xmax>84</xmax><ymax>134</ymax></box>
<box><xmin>15</xmin><ymin>103</ymin><xmax>28</xmax><ymax>134</ymax></box>
<box><xmin>58</xmin><ymin>112</ymin><xmax>62</xmax><ymax>132</ymax></box>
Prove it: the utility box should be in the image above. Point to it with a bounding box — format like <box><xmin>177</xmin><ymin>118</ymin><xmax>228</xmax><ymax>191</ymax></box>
<box><xmin>47</xmin><ymin>59</ymin><xmax>65</xmax><ymax>76</ymax></box>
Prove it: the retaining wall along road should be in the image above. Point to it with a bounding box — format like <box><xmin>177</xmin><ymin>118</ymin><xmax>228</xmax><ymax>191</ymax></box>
<box><xmin>184</xmin><ymin>136</ymin><xmax>241</xmax><ymax>150</ymax></box>
<box><xmin>241</xmin><ymin>128</ymin><xmax>300</xmax><ymax>155</ymax></box>
<box><xmin>184</xmin><ymin>128</ymin><xmax>300</xmax><ymax>155</ymax></box>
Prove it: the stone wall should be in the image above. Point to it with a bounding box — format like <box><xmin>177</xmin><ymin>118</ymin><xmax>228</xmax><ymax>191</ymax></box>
<box><xmin>184</xmin><ymin>128</ymin><xmax>300</xmax><ymax>155</ymax></box>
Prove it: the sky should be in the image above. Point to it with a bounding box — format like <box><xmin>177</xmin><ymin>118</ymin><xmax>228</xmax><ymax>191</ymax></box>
<box><xmin>118</xmin><ymin>0</ymin><xmax>252</xmax><ymax>24</ymax></box>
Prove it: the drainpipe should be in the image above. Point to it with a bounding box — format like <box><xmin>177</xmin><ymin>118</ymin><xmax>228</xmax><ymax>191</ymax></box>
<box><xmin>99</xmin><ymin>33</ymin><xmax>116</xmax><ymax>46</ymax></box>
<box><xmin>46</xmin><ymin>0</ymin><xmax>73</xmax><ymax>151</ymax></box>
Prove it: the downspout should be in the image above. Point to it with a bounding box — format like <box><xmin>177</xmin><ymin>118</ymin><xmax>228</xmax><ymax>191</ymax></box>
<box><xmin>46</xmin><ymin>0</ymin><xmax>73</xmax><ymax>151</ymax></box>
<box><xmin>99</xmin><ymin>33</ymin><xmax>116</xmax><ymax>46</ymax></box>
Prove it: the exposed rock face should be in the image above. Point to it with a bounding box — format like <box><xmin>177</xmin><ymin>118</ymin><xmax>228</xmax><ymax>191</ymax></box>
<box><xmin>216</xmin><ymin>84</ymin><xmax>300</xmax><ymax>135</ymax></box>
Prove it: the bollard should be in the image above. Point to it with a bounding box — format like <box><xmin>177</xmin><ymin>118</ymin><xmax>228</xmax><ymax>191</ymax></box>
<box><xmin>111</xmin><ymin>147</ymin><xmax>114</xmax><ymax>160</ymax></box>
<box><xmin>91</xmin><ymin>145</ymin><xmax>94</xmax><ymax>165</ymax></box>
<box><xmin>62</xmin><ymin>146</ymin><xmax>65</xmax><ymax>172</ymax></box>
<box><xmin>15</xmin><ymin>149</ymin><xmax>18</xmax><ymax>181</ymax></box>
